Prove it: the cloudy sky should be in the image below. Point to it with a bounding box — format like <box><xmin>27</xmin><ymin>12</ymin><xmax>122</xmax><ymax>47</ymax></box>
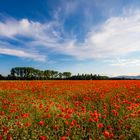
<box><xmin>0</xmin><ymin>0</ymin><xmax>140</xmax><ymax>76</ymax></box>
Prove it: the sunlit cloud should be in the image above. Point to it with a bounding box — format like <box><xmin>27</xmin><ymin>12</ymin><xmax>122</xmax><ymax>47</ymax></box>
<box><xmin>0</xmin><ymin>41</ymin><xmax>46</xmax><ymax>61</ymax></box>
<box><xmin>0</xmin><ymin>48</ymin><xmax>46</xmax><ymax>61</ymax></box>
<box><xmin>0</xmin><ymin>9</ymin><xmax>140</xmax><ymax>63</ymax></box>
<box><xmin>105</xmin><ymin>58</ymin><xmax>140</xmax><ymax>66</ymax></box>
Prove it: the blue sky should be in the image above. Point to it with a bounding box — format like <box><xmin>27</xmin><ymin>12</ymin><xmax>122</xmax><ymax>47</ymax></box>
<box><xmin>0</xmin><ymin>0</ymin><xmax>140</xmax><ymax>76</ymax></box>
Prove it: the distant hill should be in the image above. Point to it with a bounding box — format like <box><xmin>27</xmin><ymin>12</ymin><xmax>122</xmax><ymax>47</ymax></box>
<box><xmin>112</xmin><ymin>75</ymin><xmax>140</xmax><ymax>79</ymax></box>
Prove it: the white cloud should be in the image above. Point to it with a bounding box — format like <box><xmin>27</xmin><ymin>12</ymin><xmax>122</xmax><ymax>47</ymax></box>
<box><xmin>53</xmin><ymin>1</ymin><xmax>78</xmax><ymax>20</ymax></box>
<box><xmin>0</xmin><ymin>41</ymin><xmax>46</xmax><ymax>61</ymax></box>
<box><xmin>81</xmin><ymin>10</ymin><xmax>140</xmax><ymax>58</ymax></box>
<box><xmin>0</xmin><ymin>17</ymin><xmax>60</xmax><ymax>61</ymax></box>
<box><xmin>0</xmin><ymin>47</ymin><xmax>46</xmax><ymax>61</ymax></box>
<box><xmin>58</xmin><ymin>9</ymin><xmax>140</xmax><ymax>60</ymax></box>
<box><xmin>0</xmin><ymin>9</ymin><xmax>140</xmax><ymax>63</ymax></box>
<box><xmin>106</xmin><ymin>58</ymin><xmax>140</xmax><ymax>66</ymax></box>
<box><xmin>0</xmin><ymin>48</ymin><xmax>45</xmax><ymax>61</ymax></box>
<box><xmin>0</xmin><ymin>18</ymin><xmax>61</xmax><ymax>42</ymax></box>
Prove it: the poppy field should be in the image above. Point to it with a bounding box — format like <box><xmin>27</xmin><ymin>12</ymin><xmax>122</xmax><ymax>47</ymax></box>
<box><xmin>0</xmin><ymin>80</ymin><xmax>140</xmax><ymax>140</ymax></box>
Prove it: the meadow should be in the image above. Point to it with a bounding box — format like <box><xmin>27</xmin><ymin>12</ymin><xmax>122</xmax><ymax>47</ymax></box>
<box><xmin>0</xmin><ymin>80</ymin><xmax>140</xmax><ymax>140</ymax></box>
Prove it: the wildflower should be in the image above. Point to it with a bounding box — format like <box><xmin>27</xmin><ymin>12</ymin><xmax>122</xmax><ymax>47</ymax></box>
<box><xmin>98</xmin><ymin>123</ymin><xmax>103</xmax><ymax>128</ymax></box>
<box><xmin>77</xmin><ymin>124</ymin><xmax>80</xmax><ymax>128</ymax></box>
<box><xmin>47</xmin><ymin>114</ymin><xmax>51</xmax><ymax>118</ymax></box>
<box><xmin>54</xmin><ymin>125</ymin><xmax>59</xmax><ymax>131</ymax></box>
<box><xmin>39</xmin><ymin>103</ymin><xmax>43</xmax><ymax>109</ymax></box>
<box><xmin>89</xmin><ymin>118</ymin><xmax>93</xmax><ymax>122</ymax></box>
<box><xmin>70</xmin><ymin>121</ymin><xmax>74</xmax><ymax>128</ymax></box>
<box><xmin>65</xmin><ymin>114</ymin><xmax>70</xmax><ymax>119</ymax></box>
<box><xmin>112</xmin><ymin>109</ymin><xmax>119</xmax><ymax>117</ymax></box>
<box><xmin>130</xmin><ymin>113</ymin><xmax>137</xmax><ymax>118</ymax></box>
<box><xmin>110</xmin><ymin>133</ymin><xmax>114</xmax><ymax>139</ymax></box>
<box><xmin>102</xmin><ymin>115</ymin><xmax>106</xmax><ymax>119</ymax></box>
<box><xmin>0</xmin><ymin>135</ymin><xmax>2</xmax><ymax>140</ymax></box>
<box><xmin>7</xmin><ymin>134</ymin><xmax>12</xmax><ymax>140</ymax></box>
<box><xmin>45</xmin><ymin>107</ymin><xmax>49</xmax><ymax>112</ymax></box>
<box><xmin>39</xmin><ymin>121</ymin><xmax>44</xmax><ymax>126</ymax></box>
<box><xmin>75</xmin><ymin>101</ymin><xmax>79</xmax><ymax>107</ymax></box>
<box><xmin>118</xmin><ymin>134</ymin><xmax>124</xmax><ymax>139</ymax></box>
<box><xmin>2</xmin><ymin>126</ymin><xmax>8</xmax><ymax>135</ymax></box>
<box><xmin>40</xmin><ymin>136</ymin><xmax>46</xmax><ymax>140</ymax></box>
<box><xmin>137</xmin><ymin>110</ymin><xmax>140</xmax><ymax>114</ymax></box>
<box><xmin>25</xmin><ymin>122</ymin><xmax>31</xmax><ymax>128</ymax></box>
<box><xmin>66</xmin><ymin>101</ymin><xmax>69</xmax><ymax>105</ymax></box>
<box><xmin>92</xmin><ymin>105</ymin><xmax>95</xmax><ymax>109</ymax></box>
<box><xmin>60</xmin><ymin>136</ymin><xmax>67</xmax><ymax>140</ymax></box>
<box><xmin>65</xmin><ymin>121</ymin><xmax>68</xmax><ymax>125</ymax></box>
<box><xmin>94</xmin><ymin>117</ymin><xmax>98</xmax><ymax>122</ymax></box>
<box><xmin>21</xmin><ymin>113</ymin><xmax>29</xmax><ymax>118</ymax></box>
<box><xmin>103</xmin><ymin>130</ymin><xmax>110</xmax><ymax>138</ymax></box>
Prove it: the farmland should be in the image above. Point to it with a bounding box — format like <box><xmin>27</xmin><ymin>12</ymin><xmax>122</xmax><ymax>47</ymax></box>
<box><xmin>0</xmin><ymin>80</ymin><xmax>140</xmax><ymax>140</ymax></box>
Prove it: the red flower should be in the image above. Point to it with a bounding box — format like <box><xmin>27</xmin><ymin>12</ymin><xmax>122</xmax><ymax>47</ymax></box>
<box><xmin>112</xmin><ymin>109</ymin><xmax>119</xmax><ymax>117</ymax></box>
<box><xmin>39</xmin><ymin>103</ymin><xmax>43</xmax><ymax>109</ymax></box>
<box><xmin>65</xmin><ymin>114</ymin><xmax>70</xmax><ymax>119</ymax></box>
<box><xmin>7</xmin><ymin>134</ymin><xmax>12</xmax><ymax>140</ymax></box>
<box><xmin>94</xmin><ymin>117</ymin><xmax>98</xmax><ymax>122</ymax></box>
<box><xmin>25</xmin><ymin>122</ymin><xmax>31</xmax><ymax>128</ymax></box>
<box><xmin>40</xmin><ymin>136</ymin><xmax>46</xmax><ymax>140</ymax></box>
<box><xmin>103</xmin><ymin>130</ymin><xmax>110</xmax><ymax>138</ymax></box>
<box><xmin>65</xmin><ymin>121</ymin><xmax>68</xmax><ymax>125</ymax></box>
<box><xmin>47</xmin><ymin>114</ymin><xmax>51</xmax><ymax>118</ymax></box>
<box><xmin>98</xmin><ymin>123</ymin><xmax>103</xmax><ymax>128</ymax></box>
<box><xmin>39</xmin><ymin>121</ymin><xmax>44</xmax><ymax>126</ymax></box>
<box><xmin>60</xmin><ymin>136</ymin><xmax>67</xmax><ymax>140</ymax></box>
<box><xmin>21</xmin><ymin>113</ymin><xmax>29</xmax><ymax>118</ymax></box>
<box><xmin>2</xmin><ymin>126</ymin><xmax>8</xmax><ymax>135</ymax></box>
<box><xmin>54</xmin><ymin>125</ymin><xmax>59</xmax><ymax>131</ymax></box>
<box><xmin>0</xmin><ymin>135</ymin><xmax>2</xmax><ymax>140</ymax></box>
<box><xmin>89</xmin><ymin>118</ymin><xmax>93</xmax><ymax>122</ymax></box>
<box><xmin>70</xmin><ymin>121</ymin><xmax>75</xmax><ymax>128</ymax></box>
<box><xmin>77</xmin><ymin>124</ymin><xmax>80</xmax><ymax>128</ymax></box>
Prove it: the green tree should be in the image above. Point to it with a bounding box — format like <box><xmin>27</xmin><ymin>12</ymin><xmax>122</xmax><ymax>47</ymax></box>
<box><xmin>0</xmin><ymin>74</ymin><xmax>5</xmax><ymax>80</ymax></box>
<box><xmin>63</xmin><ymin>72</ymin><xmax>71</xmax><ymax>79</ymax></box>
<box><xmin>58</xmin><ymin>72</ymin><xmax>63</xmax><ymax>79</ymax></box>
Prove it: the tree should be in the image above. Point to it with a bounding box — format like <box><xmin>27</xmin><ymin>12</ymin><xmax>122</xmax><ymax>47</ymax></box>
<box><xmin>52</xmin><ymin>71</ymin><xmax>59</xmax><ymax>79</ymax></box>
<box><xmin>44</xmin><ymin>70</ymin><xmax>51</xmax><ymax>79</ymax></box>
<box><xmin>63</xmin><ymin>72</ymin><xmax>72</xmax><ymax>79</ymax></box>
<box><xmin>0</xmin><ymin>74</ymin><xmax>5</xmax><ymax>80</ymax></box>
<box><xmin>10</xmin><ymin>67</ymin><xmax>37</xmax><ymax>80</ymax></box>
<box><xmin>8</xmin><ymin>66</ymin><xmax>110</xmax><ymax>80</ymax></box>
<box><xmin>49</xmin><ymin>70</ymin><xmax>59</xmax><ymax>79</ymax></box>
<box><xmin>58</xmin><ymin>72</ymin><xmax>63</xmax><ymax>79</ymax></box>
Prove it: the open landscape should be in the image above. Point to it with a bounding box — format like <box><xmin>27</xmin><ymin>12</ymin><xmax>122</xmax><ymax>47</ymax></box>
<box><xmin>1</xmin><ymin>0</ymin><xmax>140</xmax><ymax>139</ymax></box>
<box><xmin>1</xmin><ymin>80</ymin><xmax>140</xmax><ymax>139</ymax></box>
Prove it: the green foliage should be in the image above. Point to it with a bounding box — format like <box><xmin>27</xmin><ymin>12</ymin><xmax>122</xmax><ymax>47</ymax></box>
<box><xmin>0</xmin><ymin>67</ymin><xmax>110</xmax><ymax>80</ymax></box>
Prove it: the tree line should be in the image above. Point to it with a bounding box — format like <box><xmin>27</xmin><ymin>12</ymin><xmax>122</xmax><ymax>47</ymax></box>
<box><xmin>0</xmin><ymin>67</ymin><xmax>110</xmax><ymax>80</ymax></box>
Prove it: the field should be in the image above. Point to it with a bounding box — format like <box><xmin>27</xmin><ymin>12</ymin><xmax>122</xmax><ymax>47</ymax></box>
<box><xmin>0</xmin><ymin>80</ymin><xmax>140</xmax><ymax>140</ymax></box>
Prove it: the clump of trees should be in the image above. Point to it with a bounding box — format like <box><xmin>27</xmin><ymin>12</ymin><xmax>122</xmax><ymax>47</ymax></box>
<box><xmin>7</xmin><ymin>67</ymin><xmax>72</xmax><ymax>80</ymax></box>
<box><xmin>70</xmin><ymin>73</ymin><xmax>109</xmax><ymax>80</ymax></box>
<box><xmin>0</xmin><ymin>67</ymin><xmax>109</xmax><ymax>80</ymax></box>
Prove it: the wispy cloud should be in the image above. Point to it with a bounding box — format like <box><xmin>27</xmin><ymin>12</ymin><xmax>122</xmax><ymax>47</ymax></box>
<box><xmin>85</xmin><ymin>10</ymin><xmax>140</xmax><ymax>58</ymax></box>
<box><xmin>0</xmin><ymin>48</ymin><xmax>45</xmax><ymax>61</ymax></box>
<box><xmin>0</xmin><ymin>41</ymin><xmax>46</xmax><ymax>61</ymax></box>
<box><xmin>0</xmin><ymin>8</ymin><xmax>140</xmax><ymax>63</ymax></box>
<box><xmin>60</xmin><ymin>9</ymin><xmax>140</xmax><ymax>60</ymax></box>
<box><xmin>0</xmin><ymin>18</ymin><xmax>61</xmax><ymax>41</ymax></box>
<box><xmin>0</xmin><ymin>17</ymin><xmax>60</xmax><ymax>61</ymax></box>
<box><xmin>105</xmin><ymin>58</ymin><xmax>140</xmax><ymax>66</ymax></box>
<box><xmin>54</xmin><ymin>1</ymin><xmax>78</xmax><ymax>19</ymax></box>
